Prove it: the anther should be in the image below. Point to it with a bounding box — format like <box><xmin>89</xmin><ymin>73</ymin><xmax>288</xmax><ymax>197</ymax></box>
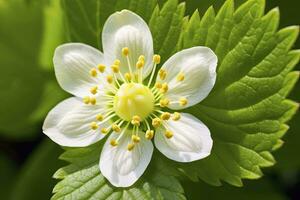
<box><xmin>161</xmin><ymin>112</ymin><xmax>171</xmax><ymax>120</ymax></box>
<box><xmin>110</xmin><ymin>139</ymin><xmax>118</xmax><ymax>146</ymax></box>
<box><xmin>179</xmin><ymin>97</ymin><xmax>188</xmax><ymax>106</ymax></box>
<box><xmin>145</xmin><ymin>130</ymin><xmax>154</xmax><ymax>140</ymax></box>
<box><xmin>90</xmin><ymin>68</ymin><xmax>98</xmax><ymax>77</ymax></box>
<box><xmin>136</xmin><ymin>60</ymin><xmax>144</xmax><ymax>69</ymax></box>
<box><xmin>155</xmin><ymin>82</ymin><xmax>162</xmax><ymax>89</ymax></box>
<box><xmin>111</xmin><ymin>64</ymin><xmax>120</xmax><ymax>73</ymax></box>
<box><xmin>83</xmin><ymin>96</ymin><xmax>90</xmax><ymax>104</ymax></box>
<box><xmin>90</xmin><ymin>122</ymin><xmax>98</xmax><ymax>130</ymax></box>
<box><xmin>96</xmin><ymin>114</ymin><xmax>104</xmax><ymax>121</ymax></box>
<box><xmin>112</xmin><ymin>124</ymin><xmax>121</xmax><ymax>133</ymax></box>
<box><xmin>152</xmin><ymin>118</ymin><xmax>161</xmax><ymax>128</ymax></box>
<box><xmin>131</xmin><ymin>115</ymin><xmax>141</xmax><ymax>126</ymax></box>
<box><xmin>176</xmin><ymin>72</ymin><xmax>185</xmax><ymax>82</ymax></box>
<box><xmin>160</xmin><ymin>83</ymin><xmax>168</xmax><ymax>93</ymax></box>
<box><xmin>158</xmin><ymin>69</ymin><xmax>167</xmax><ymax>80</ymax></box>
<box><xmin>127</xmin><ymin>143</ymin><xmax>135</xmax><ymax>151</ymax></box>
<box><xmin>159</xmin><ymin>98</ymin><xmax>170</xmax><ymax>107</ymax></box>
<box><xmin>165</xmin><ymin>130</ymin><xmax>173</xmax><ymax>139</ymax></box>
<box><xmin>90</xmin><ymin>86</ymin><xmax>98</xmax><ymax>95</ymax></box>
<box><xmin>122</xmin><ymin>47</ymin><xmax>129</xmax><ymax>56</ymax></box>
<box><xmin>97</xmin><ymin>64</ymin><xmax>106</xmax><ymax>73</ymax></box>
<box><xmin>153</xmin><ymin>54</ymin><xmax>161</xmax><ymax>64</ymax></box>
<box><xmin>139</xmin><ymin>55</ymin><xmax>145</xmax><ymax>62</ymax></box>
<box><xmin>172</xmin><ymin>112</ymin><xmax>181</xmax><ymax>121</ymax></box>
<box><xmin>90</xmin><ymin>97</ymin><xmax>97</xmax><ymax>105</ymax></box>
<box><xmin>132</xmin><ymin>135</ymin><xmax>141</xmax><ymax>143</ymax></box>
<box><xmin>124</xmin><ymin>73</ymin><xmax>132</xmax><ymax>81</ymax></box>
<box><xmin>114</xmin><ymin>59</ymin><xmax>121</xmax><ymax>66</ymax></box>
<box><xmin>101</xmin><ymin>128</ymin><xmax>108</xmax><ymax>134</ymax></box>
<box><xmin>106</xmin><ymin>75</ymin><xmax>114</xmax><ymax>84</ymax></box>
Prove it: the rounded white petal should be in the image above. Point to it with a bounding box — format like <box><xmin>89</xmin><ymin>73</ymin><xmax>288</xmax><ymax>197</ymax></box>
<box><xmin>102</xmin><ymin>10</ymin><xmax>154</xmax><ymax>79</ymax></box>
<box><xmin>54</xmin><ymin>43</ymin><xmax>108</xmax><ymax>97</ymax></box>
<box><xmin>154</xmin><ymin>113</ymin><xmax>213</xmax><ymax>162</ymax></box>
<box><xmin>100</xmin><ymin>131</ymin><xmax>153</xmax><ymax>187</ymax></box>
<box><xmin>43</xmin><ymin>97</ymin><xmax>109</xmax><ymax>147</ymax></box>
<box><xmin>157</xmin><ymin>47</ymin><xmax>217</xmax><ymax>109</ymax></box>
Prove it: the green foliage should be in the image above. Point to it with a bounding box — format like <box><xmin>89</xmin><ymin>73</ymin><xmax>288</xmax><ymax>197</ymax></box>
<box><xmin>52</xmin><ymin>143</ymin><xmax>185</xmax><ymax>200</ymax></box>
<box><xmin>52</xmin><ymin>0</ymin><xmax>299</xmax><ymax>199</ymax></box>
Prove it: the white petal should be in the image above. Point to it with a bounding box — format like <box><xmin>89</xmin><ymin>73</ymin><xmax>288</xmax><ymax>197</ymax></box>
<box><xmin>54</xmin><ymin>43</ymin><xmax>108</xmax><ymax>97</ymax></box>
<box><xmin>43</xmin><ymin>97</ymin><xmax>109</xmax><ymax>147</ymax></box>
<box><xmin>154</xmin><ymin>113</ymin><xmax>213</xmax><ymax>162</ymax></box>
<box><xmin>100</xmin><ymin>131</ymin><xmax>153</xmax><ymax>187</ymax></box>
<box><xmin>157</xmin><ymin>47</ymin><xmax>217</xmax><ymax>109</ymax></box>
<box><xmin>102</xmin><ymin>10</ymin><xmax>154</xmax><ymax>79</ymax></box>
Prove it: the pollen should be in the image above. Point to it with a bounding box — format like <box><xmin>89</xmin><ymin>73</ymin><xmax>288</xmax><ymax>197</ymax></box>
<box><xmin>96</xmin><ymin>114</ymin><xmax>104</xmax><ymax>121</ymax></box>
<box><xmin>114</xmin><ymin>59</ymin><xmax>121</xmax><ymax>66</ymax></box>
<box><xmin>124</xmin><ymin>73</ymin><xmax>132</xmax><ymax>81</ymax></box>
<box><xmin>161</xmin><ymin>112</ymin><xmax>171</xmax><ymax>120</ymax></box>
<box><xmin>179</xmin><ymin>97</ymin><xmax>188</xmax><ymax>106</ymax></box>
<box><xmin>136</xmin><ymin>60</ymin><xmax>144</xmax><ymax>69</ymax></box>
<box><xmin>152</xmin><ymin>118</ymin><xmax>161</xmax><ymax>128</ymax></box>
<box><xmin>159</xmin><ymin>98</ymin><xmax>169</xmax><ymax>107</ymax></box>
<box><xmin>155</xmin><ymin>82</ymin><xmax>162</xmax><ymax>89</ymax></box>
<box><xmin>145</xmin><ymin>130</ymin><xmax>154</xmax><ymax>140</ymax></box>
<box><xmin>90</xmin><ymin>122</ymin><xmax>98</xmax><ymax>130</ymax></box>
<box><xmin>159</xmin><ymin>69</ymin><xmax>167</xmax><ymax>80</ymax></box>
<box><xmin>90</xmin><ymin>86</ymin><xmax>98</xmax><ymax>95</ymax></box>
<box><xmin>89</xmin><ymin>68</ymin><xmax>98</xmax><ymax>77</ymax></box>
<box><xmin>90</xmin><ymin>97</ymin><xmax>96</xmax><ymax>105</ymax></box>
<box><xmin>110</xmin><ymin>139</ymin><xmax>118</xmax><ymax>146</ymax></box>
<box><xmin>112</xmin><ymin>124</ymin><xmax>121</xmax><ymax>133</ymax></box>
<box><xmin>97</xmin><ymin>64</ymin><xmax>106</xmax><ymax>73</ymax></box>
<box><xmin>160</xmin><ymin>83</ymin><xmax>168</xmax><ymax>93</ymax></box>
<box><xmin>106</xmin><ymin>75</ymin><xmax>114</xmax><ymax>84</ymax></box>
<box><xmin>127</xmin><ymin>143</ymin><xmax>135</xmax><ymax>151</ymax></box>
<box><xmin>131</xmin><ymin>115</ymin><xmax>141</xmax><ymax>126</ymax></box>
<box><xmin>111</xmin><ymin>64</ymin><xmax>120</xmax><ymax>73</ymax></box>
<box><xmin>153</xmin><ymin>54</ymin><xmax>161</xmax><ymax>64</ymax></box>
<box><xmin>176</xmin><ymin>72</ymin><xmax>185</xmax><ymax>82</ymax></box>
<box><xmin>83</xmin><ymin>96</ymin><xmax>90</xmax><ymax>104</ymax></box>
<box><xmin>165</xmin><ymin>130</ymin><xmax>173</xmax><ymax>139</ymax></box>
<box><xmin>132</xmin><ymin>135</ymin><xmax>140</xmax><ymax>143</ymax></box>
<box><xmin>122</xmin><ymin>47</ymin><xmax>129</xmax><ymax>56</ymax></box>
<box><xmin>101</xmin><ymin>128</ymin><xmax>108</xmax><ymax>134</ymax></box>
<box><xmin>139</xmin><ymin>55</ymin><xmax>145</xmax><ymax>62</ymax></box>
<box><xmin>172</xmin><ymin>112</ymin><xmax>181</xmax><ymax>121</ymax></box>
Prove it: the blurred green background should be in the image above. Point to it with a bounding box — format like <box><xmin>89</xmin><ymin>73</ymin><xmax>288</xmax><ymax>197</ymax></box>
<box><xmin>0</xmin><ymin>0</ymin><xmax>299</xmax><ymax>199</ymax></box>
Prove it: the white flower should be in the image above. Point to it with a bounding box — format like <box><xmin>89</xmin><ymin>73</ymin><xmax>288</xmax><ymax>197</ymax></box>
<box><xmin>43</xmin><ymin>10</ymin><xmax>217</xmax><ymax>187</ymax></box>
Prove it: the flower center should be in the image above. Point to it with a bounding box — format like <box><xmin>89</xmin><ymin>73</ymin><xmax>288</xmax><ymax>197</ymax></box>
<box><xmin>113</xmin><ymin>83</ymin><xmax>154</xmax><ymax>121</ymax></box>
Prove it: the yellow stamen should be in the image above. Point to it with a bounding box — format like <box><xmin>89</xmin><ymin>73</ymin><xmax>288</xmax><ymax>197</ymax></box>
<box><xmin>145</xmin><ymin>130</ymin><xmax>154</xmax><ymax>140</ymax></box>
<box><xmin>90</xmin><ymin>68</ymin><xmax>98</xmax><ymax>77</ymax></box>
<box><xmin>153</xmin><ymin>54</ymin><xmax>161</xmax><ymax>64</ymax></box>
<box><xmin>136</xmin><ymin>60</ymin><xmax>144</xmax><ymax>69</ymax></box>
<box><xmin>114</xmin><ymin>59</ymin><xmax>121</xmax><ymax>66</ymax></box>
<box><xmin>152</xmin><ymin>118</ymin><xmax>161</xmax><ymax>128</ymax></box>
<box><xmin>83</xmin><ymin>96</ymin><xmax>90</xmax><ymax>104</ymax></box>
<box><xmin>131</xmin><ymin>115</ymin><xmax>141</xmax><ymax>126</ymax></box>
<box><xmin>110</xmin><ymin>139</ymin><xmax>118</xmax><ymax>146</ymax></box>
<box><xmin>96</xmin><ymin>114</ymin><xmax>104</xmax><ymax>121</ymax></box>
<box><xmin>179</xmin><ymin>97</ymin><xmax>188</xmax><ymax>106</ymax></box>
<box><xmin>161</xmin><ymin>112</ymin><xmax>171</xmax><ymax>120</ymax></box>
<box><xmin>124</xmin><ymin>73</ymin><xmax>132</xmax><ymax>81</ymax></box>
<box><xmin>97</xmin><ymin>64</ymin><xmax>106</xmax><ymax>73</ymax></box>
<box><xmin>101</xmin><ymin>128</ymin><xmax>108</xmax><ymax>134</ymax></box>
<box><xmin>159</xmin><ymin>69</ymin><xmax>167</xmax><ymax>80</ymax></box>
<box><xmin>90</xmin><ymin>97</ymin><xmax>96</xmax><ymax>105</ymax></box>
<box><xmin>176</xmin><ymin>72</ymin><xmax>185</xmax><ymax>82</ymax></box>
<box><xmin>172</xmin><ymin>112</ymin><xmax>181</xmax><ymax>121</ymax></box>
<box><xmin>90</xmin><ymin>86</ymin><xmax>98</xmax><ymax>95</ymax></box>
<box><xmin>159</xmin><ymin>98</ymin><xmax>170</xmax><ymax>107</ymax></box>
<box><xmin>106</xmin><ymin>75</ymin><xmax>113</xmax><ymax>84</ymax></box>
<box><xmin>160</xmin><ymin>83</ymin><xmax>168</xmax><ymax>93</ymax></box>
<box><xmin>132</xmin><ymin>135</ymin><xmax>141</xmax><ymax>143</ymax></box>
<box><xmin>127</xmin><ymin>143</ymin><xmax>135</xmax><ymax>151</ymax></box>
<box><xmin>165</xmin><ymin>130</ymin><xmax>173</xmax><ymax>139</ymax></box>
<box><xmin>122</xmin><ymin>47</ymin><xmax>129</xmax><ymax>56</ymax></box>
<box><xmin>90</xmin><ymin>122</ymin><xmax>98</xmax><ymax>130</ymax></box>
<box><xmin>112</xmin><ymin>124</ymin><xmax>121</xmax><ymax>133</ymax></box>
<box><xmin>111</xmin><ymin>65</ymin><xmax>120</xmax><ymax>73</ymax></box>
<box><xmin>139</xmin><ymin>55</ymin><xmax>145</xmax><ymax>62</ymax></box>
<box><xmin>155</xmin><ymin>82</ymin><xmax>162</xmax><ymax>89</ymax></box>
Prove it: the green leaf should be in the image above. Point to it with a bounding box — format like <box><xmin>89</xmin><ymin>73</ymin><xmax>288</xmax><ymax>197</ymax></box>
<box><xmin>10</xmin><ymin>139</ymin><xmax>63</xmax><ymax>200</ymax></box>
<box><xmin>164</xmin><ymin>0</ymin><xmax>299</xmax><ymax>186</ymax></box>
<box><xmin>62</xmin><ymin>0</ymin><xmax>157</xmax><ymax>49</ymax></box>
<box><xmin>52</xmin><ymin>143</ymin><xmax>185</xmax><ymax>200</ymax></box>
<box><xmin>0</xmin><ymin>153</ymin><xmax>17</xmax><ymax>199</ymax></box>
